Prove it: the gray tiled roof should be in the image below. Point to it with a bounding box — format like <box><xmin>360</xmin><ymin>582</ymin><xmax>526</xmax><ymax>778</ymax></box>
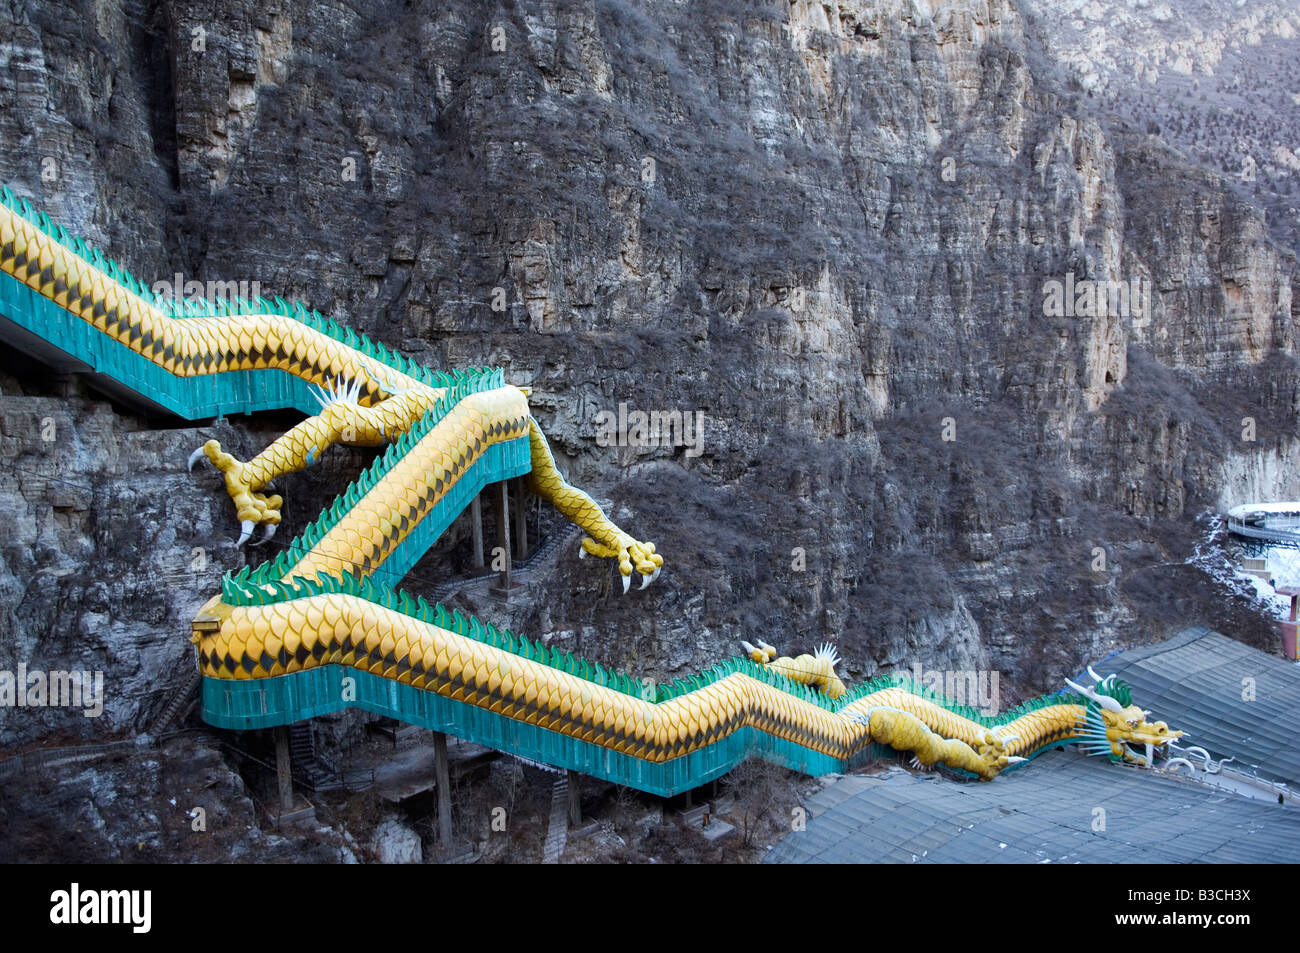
<box><xmin>766</xmin><ymin>626</ymin><xmax>1300</xmax><ymax>864</ymax></box>
<box><xmin>765</xmin><ymin>751</ymin><xmax>1300</xmax><ymax>863</ymax></box>
<box><xmin>1102</xmin><ymin>626</ymin><xmax>1300</xmax><ymax>789</ymax></box>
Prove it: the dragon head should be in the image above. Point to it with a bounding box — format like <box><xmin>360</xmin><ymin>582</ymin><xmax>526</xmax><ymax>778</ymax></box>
<box><xmin>1066</xmin><ymin>666</ymin><xmax>1183</xmax><ymax>767</ymax></box>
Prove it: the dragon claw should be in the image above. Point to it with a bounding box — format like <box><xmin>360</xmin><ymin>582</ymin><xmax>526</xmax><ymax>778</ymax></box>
<box><xmin>247</xmin><ymin>523</ymin><xmax>278</xmax><ymax>547</ymax></box>
<box><xmin>621</xmin><ymin>574</ymin><xmax>631</xmax><ymax>595</ymax></box>
<box><xmin>187</xmin><ymin>447</ymin><xmax>207</xmax><ymax>473</ymax></box>
<box><xmin>236</xmin><ymin>520</ymin><xmax>255</xmax><ymax>547</ymax></box>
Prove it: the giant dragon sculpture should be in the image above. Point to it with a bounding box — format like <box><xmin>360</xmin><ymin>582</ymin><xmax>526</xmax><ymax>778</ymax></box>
<box><xmin>0</xmin><ymin>189</ymin><xmax>1189</xmax><ymax>795</ymax></box>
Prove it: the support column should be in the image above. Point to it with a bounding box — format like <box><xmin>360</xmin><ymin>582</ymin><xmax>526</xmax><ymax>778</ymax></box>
<box><xmin>567</xmin><ymin>770</ymin><xmax>582</xmax><ymax>827</ymax></box>
<box><xmin>470</xmin><ymin>493</ymin><xmax>485</xmax><ymax>569</ymax></box>
<box><xmin>513</xmin><ymin>477</ymin><xmax>529</xmax><ymax>561</ymax></box>
<box><xmin>433</xmin><ymin>731</ymin><xmax>453</xmax><ymax>844</ymax></box>
<box><xmin>1278</xmin><ymin>587</ymin><xmax>1300</xmax><ymax>660</ymax></box>
<box><xmin>491</xmin><ymin>480</ymin><xmax>513</xmax><ymax>598</ymax></box>
<box><xmin>274</xmin><ymin>725</ymin><xmax>294</xmax><ymax>812</ymax></box>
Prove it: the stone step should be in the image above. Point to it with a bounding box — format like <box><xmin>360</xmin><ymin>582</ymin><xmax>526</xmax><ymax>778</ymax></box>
<box><xmin>541</xmin><ymin>777</ymin><xmax>570</xmax><ymax>864</ymax></box>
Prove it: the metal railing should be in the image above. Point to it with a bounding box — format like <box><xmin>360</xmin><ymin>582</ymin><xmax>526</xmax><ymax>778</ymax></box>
<box><xmin>1225</xmin><ymin>516</ymin><xmax>1300</xmax><ymax>545</ymax></box>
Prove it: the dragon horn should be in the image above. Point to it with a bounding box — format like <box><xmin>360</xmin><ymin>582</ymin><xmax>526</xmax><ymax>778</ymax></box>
<box><xmin>814</xmin><ymin>642</ymin><xmax>841</xmax><ymax>666</ymax></box>
<box><xmin>1086</xmin><ymin>665</ymin><xmax>1103</xmax><ymax>684</ymax></box>
<box><xmin>1065</xmin><ymin>677</ymin><xmax>1124</xmax><ymax>712</ymax></box>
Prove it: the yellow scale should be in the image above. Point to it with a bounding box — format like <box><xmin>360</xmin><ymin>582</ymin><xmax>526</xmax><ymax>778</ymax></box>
<box><xmin>3</xmin><ymin>198</ymin><xmax>1147</xmax><ymax>781</ymax></box>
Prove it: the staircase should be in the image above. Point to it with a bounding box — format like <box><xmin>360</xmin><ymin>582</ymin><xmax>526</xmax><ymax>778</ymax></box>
<box><xmin>541</xmin><ymin>775</ymin><xmax>571</xmax><ymax>864</ymax></box>
<box><xmin>289</xmin><ymin>723</ymin><xmax>339</xmax><ymax>791</ymax></box>
<box><xmin>518</xmin><ymin>522</ymin><xmax>581</xmax><ymax>572</ymax></box>
<box><xmin>426</xmin><ymin>523</ymin><xmax>582</xmax><ymax>604</ymax></box>
<box><xmin>150</xmin><ymin>669</ymin><xmax>201</xmax><ymax>734</ymax></box>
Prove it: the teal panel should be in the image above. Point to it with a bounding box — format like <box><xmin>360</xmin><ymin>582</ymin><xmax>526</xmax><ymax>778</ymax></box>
<box><xmin>366</xmin><ymin>436</ymin><xmax>532</xmax><ymax>583</ymax></box>
<box><xmin>0</xmin><ymin>270</ymin><xmax>320</xmax><ymax>419</ymax></box>
<box><xmin>202</xmin><ymin>667</ymin><xmax>890</xmax><ymax>797</ymax></box>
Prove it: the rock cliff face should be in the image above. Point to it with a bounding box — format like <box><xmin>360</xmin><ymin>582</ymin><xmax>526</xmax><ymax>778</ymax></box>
<box><xmin>0</xmin><ymin>0</ymin><xmax>1295</xmax><ymax>763</ymax></box>
<box><xmin>1027</xmin><ymin>0</ymin><xmax>1300</xmax><ymax>253</ymax></box>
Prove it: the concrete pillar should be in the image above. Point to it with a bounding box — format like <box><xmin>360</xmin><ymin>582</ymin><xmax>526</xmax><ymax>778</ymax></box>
<box><xmin>274</xmin><ymin>725</ymin><xmax>294</xmax><ymax>812</ymax></box>
<box><xmin>513</xmin><ymin>477</ymin><xmax>529</xmax><ymax>561</ymax></box>
<box><xmin>492</xmin><ymin>480</ymin><xmax>512</xmax><ymax>595</ymax></box>
<box><xmin>470</xmin><ymin>493</ymin><xmax>485</xmax><ymax>569</ymax></box>
<box><xmin>567</xmin><ymin>770</ymin><xmax>581</xmax><ymax>827</ymax></box>
<box><xmin>433</xmin><ymin>731</ymin><xmax>453</xmax><ymax>843</ymax></box>
<box><xmin>1277</xmin><ymin>587</ymin><xmax>1300</xmax><ymax>660</ymax></box>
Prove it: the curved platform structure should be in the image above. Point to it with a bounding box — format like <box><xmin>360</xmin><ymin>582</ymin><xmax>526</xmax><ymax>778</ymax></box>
<box><xmin>0</xmin><ymin>188</ymin><xmax>1189</xmax><ymax>795</ymax></box>
<box><xmin>1225</xmin><ymin>502</ymin><xmax>1300</xmax><ymax>545</ymax></box>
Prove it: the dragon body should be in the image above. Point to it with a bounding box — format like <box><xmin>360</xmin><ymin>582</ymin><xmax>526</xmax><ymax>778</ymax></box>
<box><xmin>0</xmin><ymin>190</ymin><xmax>1183</xmax><ymax>796</ymax></box>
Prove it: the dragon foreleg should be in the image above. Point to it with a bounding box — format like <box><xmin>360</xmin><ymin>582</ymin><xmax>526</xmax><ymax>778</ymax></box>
<box><xmin>192</xmin><ymin>389</ymin><xmax>436</xmax><ymax>541</ymax></box>
<box><xmin>524</xmin><ymin>416</ymin><xmax>664</xmax><ymax>591</ymax></box>
<box><xmin>861</xmin><ymin>708</ymin><xmax>1022</xmax><ymax>780</ymax></box>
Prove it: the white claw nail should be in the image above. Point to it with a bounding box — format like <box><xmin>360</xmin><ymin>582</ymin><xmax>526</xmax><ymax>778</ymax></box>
<box><xmin>578</xmin><ymin>547</ymin><xmax>586</xmax><ymax>559</ymax></box>
<box><xmin>187</xmin><ymin>447</ymin><xmax>206</xmax><ymax>473</ymax></box>
<box><xmin>263</xmin><ymin>524</ymin><xmax>277</xmax><ymax>541</ymax></box>
<box><xmin>650</xmin><ymin>567</ymin><xmax>661</xmax><ymax>583</ymax></box>
<box><xmin>236</xmin><ymin>521</ymin><xmax>255</xmax><ymax>546</ymax></box>
<box><xmin>621</xmin><ymin>574</ymin><xmax>631</xmax><ymax>594</ymax></box>
<box><xmin>639</xmin><ymin>574</ymin><xmax>651</xmax><ymax>590</ymax></box>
